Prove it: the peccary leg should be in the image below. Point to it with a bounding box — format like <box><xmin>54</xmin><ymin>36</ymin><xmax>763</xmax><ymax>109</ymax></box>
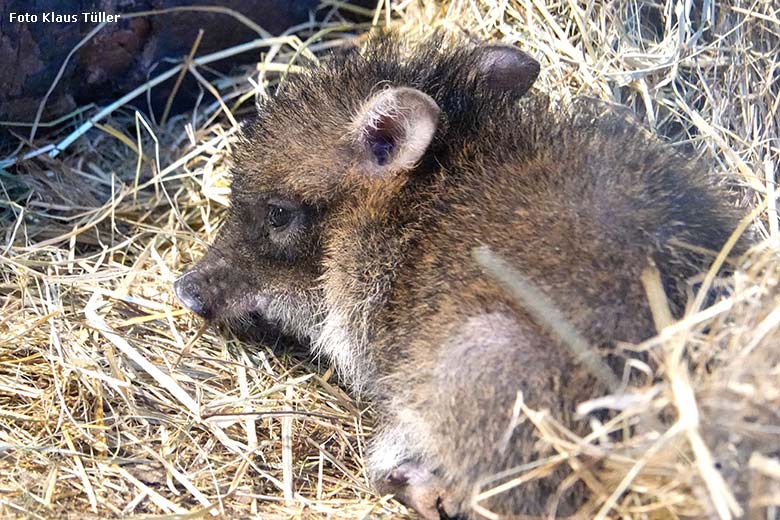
<box><xmin>399</xmin><ymin>311</ymin><xmax>598</xmax><ymax>517</ymax></box>
<box><xmin>377</xmin><ymin>462</ymin><xmax>461</xmax><ymax>520</ymax></box>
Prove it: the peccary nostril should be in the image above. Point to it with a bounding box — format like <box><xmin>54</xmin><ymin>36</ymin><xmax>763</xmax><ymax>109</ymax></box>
<box><xmin>174</xmin><ymin>273</ymin><xmax>213</xmax><ymax>320</ymax></box>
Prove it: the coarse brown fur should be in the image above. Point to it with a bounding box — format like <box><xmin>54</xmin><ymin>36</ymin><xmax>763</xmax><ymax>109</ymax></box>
<box><xmin>175</xmin><ymin>34</ymin><xmax>743</xmax><ymax>518</ymax></box>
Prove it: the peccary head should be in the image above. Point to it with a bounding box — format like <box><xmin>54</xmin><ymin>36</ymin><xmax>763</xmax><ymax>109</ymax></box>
<box><xmin>174</xmin><ymin>35</ymin><xmax>541</xmax><ymax>354</ymax></box>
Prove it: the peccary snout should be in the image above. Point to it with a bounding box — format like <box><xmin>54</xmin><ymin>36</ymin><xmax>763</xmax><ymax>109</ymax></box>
<box><xmin>174</xmin><ymin>270</ymin><xmax>213</xmax><ymax>320</ymax></box>
<box><xmin>174</xmin><ymin>253</ymin><xmax>234</xmax><ymax>320</ymax></box>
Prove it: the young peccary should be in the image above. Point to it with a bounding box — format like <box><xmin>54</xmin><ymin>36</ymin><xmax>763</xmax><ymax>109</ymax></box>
<box><xmin>174</xmin><ymin>35</ymin><xmax>741</xmax><ymax>518</ymax></box>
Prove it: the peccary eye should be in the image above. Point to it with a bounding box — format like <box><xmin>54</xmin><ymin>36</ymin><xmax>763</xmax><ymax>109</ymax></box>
<box><xmin>267</xmin><ymin>204</ymin><xmax>293</xmax><ymax>229</ymax></box>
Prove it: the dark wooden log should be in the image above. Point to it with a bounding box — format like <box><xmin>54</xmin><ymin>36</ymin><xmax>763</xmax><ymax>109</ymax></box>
<box><xmin>0</xmin><ymin>0</ymin><xmax>371</xmax><ymax>149</ymax></box>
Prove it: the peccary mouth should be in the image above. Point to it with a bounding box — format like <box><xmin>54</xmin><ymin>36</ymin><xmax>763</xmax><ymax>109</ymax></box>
<box><xmin>215</xmin><ymin>311</ymin><xmax>292</xmax><ymax>347</ymax></box>
<box><xmin>174</xmin><ymin>273</ymin><xmax>306</xmax><ymax>349</ymax></box>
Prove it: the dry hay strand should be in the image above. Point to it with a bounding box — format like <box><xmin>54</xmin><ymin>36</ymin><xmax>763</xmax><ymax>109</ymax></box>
<box><xmin>1</xmin><ymin>0</ymin><xmax>779</xmax><ymax>519</ymax></box>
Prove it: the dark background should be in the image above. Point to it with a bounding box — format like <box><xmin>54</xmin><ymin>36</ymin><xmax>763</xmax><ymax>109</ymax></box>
<box><xmin>0</xmin><ymin>0</ymin><xmax>371</xmax><ymax>150</ymax></box>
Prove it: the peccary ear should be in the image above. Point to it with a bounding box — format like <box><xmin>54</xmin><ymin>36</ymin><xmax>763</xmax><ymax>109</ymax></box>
<box><xmin>472</xmin><ymin>45</ymin><xmax>540</xmax><ymax>95</ymax></box>
<box><xmin>351</xmin><ymin>87</ymin><xmax>440</xmax><ymax>176</ymax></box>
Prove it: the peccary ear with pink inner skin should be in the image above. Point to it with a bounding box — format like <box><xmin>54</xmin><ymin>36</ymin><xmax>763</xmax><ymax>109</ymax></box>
<box><xmin>471</xmin><ymin>44</ymin><xmax>540</xmax><ymax>95</ymax></box>
<box><xmin>351</xmin><ymin>87</ymin><xmax>440</xmax><ymax>177</ymax></box>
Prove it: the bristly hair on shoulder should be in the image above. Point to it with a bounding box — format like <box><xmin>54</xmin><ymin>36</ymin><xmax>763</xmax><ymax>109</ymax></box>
<box><xmin>249</xmin><ymin>31</ymin><xmax>542</xmax><ymax>142</ymax></box>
